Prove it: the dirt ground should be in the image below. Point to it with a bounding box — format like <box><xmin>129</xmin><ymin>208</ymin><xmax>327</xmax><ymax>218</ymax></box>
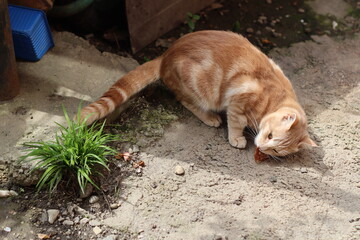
<box><xmin>1</xmin><ymin>0</ymin><xmax>360</xmax><ymax>240</ymax></box>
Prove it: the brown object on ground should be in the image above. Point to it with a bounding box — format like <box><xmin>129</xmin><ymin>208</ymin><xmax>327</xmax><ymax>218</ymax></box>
<box><xmin>8</xmin><ymin>0</ymin><xmax>54</xmax><ymax>11</ymax></box>
<box><xmin>125</xmin><ymin>0</ymin><xmax>214</xmax><ymax>53</ymax></box>
<box><xmin>254</xmin><ymin>147</ymin><xmax>270</xmax><ymax>163</ymax></box>
<box><xmin>0</xmin><ymin>0</ymin><xmax>20</xmax><ymax>101</ymax></box>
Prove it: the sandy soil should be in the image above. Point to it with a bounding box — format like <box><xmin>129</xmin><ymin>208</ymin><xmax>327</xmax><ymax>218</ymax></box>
<box><xmin>99</xmin><ymin>34</ymin><xmax>360</xmax><ymax>240</ymax></box>
<box><xmin>1</xmin><ymin>1</ymin><xmax>360</xmax><ymax>240</ymax></box>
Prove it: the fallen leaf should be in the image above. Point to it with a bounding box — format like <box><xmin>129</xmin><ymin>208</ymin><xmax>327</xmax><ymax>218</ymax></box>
<box><xmin>138</xmin><ymin>161</ymin><xmax>145</xmax><ymax>167</ymax></box>
<box><xmin>116</xmin><ymin>152</ymin><xmax>132</xmax><ymax>161</ymax></box>
<box><xmin>210</xmin><ymin>3</ymin><xmax>223</xmax><ymax>9</ymax></box>
<box><xmin>37</xmin><ymin>233</ymin><xmax>51</xmax><ymax>239</ymax></box>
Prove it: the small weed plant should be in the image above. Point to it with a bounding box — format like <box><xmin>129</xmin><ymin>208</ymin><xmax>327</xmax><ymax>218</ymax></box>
<box><xmin>21</xmin><ymin>106</ymin><xmax>117</xmax><ymax>194</ymax></box>
<box><xmin>186</xmin><ymin>12</ymin><xmax>201</xmax><ymax>32</ymax></box>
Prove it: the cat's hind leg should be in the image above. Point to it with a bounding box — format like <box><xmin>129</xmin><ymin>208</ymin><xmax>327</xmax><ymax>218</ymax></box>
<box><xmin>180</xmin><ymin>100</ymin><xmax>222</xmax><ymax>127</ymax></box>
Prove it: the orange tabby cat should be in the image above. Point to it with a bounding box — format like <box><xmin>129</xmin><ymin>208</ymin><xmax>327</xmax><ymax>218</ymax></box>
<box><xmin>80</xmin><ymin>30</ymin><xmax>317</xmax><ymax>157</ymax></box>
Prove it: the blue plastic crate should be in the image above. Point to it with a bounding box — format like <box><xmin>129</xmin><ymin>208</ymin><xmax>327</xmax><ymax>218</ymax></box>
<box><xmin>8</xmin><ymin>5</ymin><xmax>54</xmax><ymax>61</ymax></box>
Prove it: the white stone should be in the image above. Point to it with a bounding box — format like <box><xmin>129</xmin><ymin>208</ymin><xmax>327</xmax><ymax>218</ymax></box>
<box><xmin>63</xmin><ymin>220</ymin><xmax>74</xmax><ymax>226</ymax></box>
<box><xmin>47</xmin><ymin>209</ymin><xmax>60</xmax><ymax>224</ymax></box>
<box><xmin>174</xmin><ymin>166</ymin><xmax>185</xmax><ymax>175</ymax></box>
<box><xmin>93</xmin><ymin>226</ymin><xmax>102</xmax><ymax>235</ymax></box>
<box><xmin>89</xmin><ymin>195</ymin><xmax>99</xmax><ymax>204</ymax></box>
<box><xmin>79</xmin><ymin>217</ymin><xmax>90</xmax><ymax>225</ymax></box>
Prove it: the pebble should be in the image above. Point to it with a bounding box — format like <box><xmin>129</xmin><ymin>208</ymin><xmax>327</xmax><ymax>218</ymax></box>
<box><xmin>300</xmin><ymin>168</ymin><xmax>308</xmax><ymax>173</ymax></box>
<box><xmin>89</xmin><ymin>219</ymin><xmax>101</xmax><ymax>226</ymax></box>
<box><xmin>110</xmin><ymin>203</ymin><xmax>120</xmax><ymax>209</ymax></box>
<box><xmin>174</xmin><ymin>166</ymin><xmax>185</xmax><ymax>175</ymax></box>
<box><xmin>355</xmin><ymin>225</ymin><xmax>360</xmax><ymax>230</ymax></box>
<box><xmin>4</xmin><ymin>227</ymin><xmax>11</xmax><ymax>232</ymax></box>
<box><xmin>63</xmin><ymin>220</ymin><xmax>74</xmax><ymax>226</ymax></box>
<box><xmin>79</xmin><ymin>217</ymin><xmax>90</xmax><ymax>225</ymax></box>
<box><xmin>269</xmin><ymin>176</ymin><xmax>277</xmax><ymax>183</ymax></box>
<box><xmin>89</xmin><ymin>195</ymin><xmax>99</xmax><ymax>204</ymax></box>
<box><xmin>298</xmin><ymin>8</ymin><xmax>305</xmax><ymax>13</ymax></box>
<box><xmin>258</xmin><ymin>16</ymin><xmax>267</xmax><ymax>24</ymax></box>
<box><xmin>47</xmin><ymin>209</ymin><xmax>60</xmax><ymax>224</ymax></box>
<box><xmin>73</xmin><ymin>216</ymin><xmax>80</xmax><ymax>224</ymax></box>
<box><xmin>132</xmin><ymin>145</ymin><xmax>140</xmax><ymax>153</ymax></box>
<box><xmin>93</xmin><ymin>226</ymin><xmax>102</xmax><ymax>235</ymax></box>
<box><xmin>0</xmin><ymin>190</ymin><xmax>18</xmax><ymax>198</ymax></box>
<box><xmin>246</xmin><ymin>28</ymin><xmax>254</xmax><ymax>33</ymax></box>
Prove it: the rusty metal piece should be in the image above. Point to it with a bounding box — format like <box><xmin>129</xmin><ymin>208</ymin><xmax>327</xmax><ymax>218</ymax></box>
<box><xmin>0</xmin><ymin>0</ymin><xmax>20</xmax><ymax>101</ymax></box>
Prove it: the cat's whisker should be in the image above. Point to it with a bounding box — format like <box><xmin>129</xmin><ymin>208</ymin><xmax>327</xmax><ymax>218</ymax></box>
<box><xmin>247</xmin><ymin>110</ymin><xmax>260</xmax><ymax>134</ymax></box>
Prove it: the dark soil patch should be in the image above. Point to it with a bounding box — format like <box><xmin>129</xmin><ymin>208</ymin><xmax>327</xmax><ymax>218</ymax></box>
<box><xmin>50</xmin><ymin>0</ymin><xmax>358</xmax><ymax>64</ymax></box>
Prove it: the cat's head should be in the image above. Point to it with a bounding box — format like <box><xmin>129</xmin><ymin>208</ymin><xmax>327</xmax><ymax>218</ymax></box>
<box><xmin>254</xmin><ymin>108</ymin><xmax>317</xmax><ymax>157</ymax></box>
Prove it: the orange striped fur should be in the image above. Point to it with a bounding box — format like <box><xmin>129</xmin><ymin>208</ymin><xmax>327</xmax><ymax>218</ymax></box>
<box><xmin>80</xmin><ymin>30</ymin><xmax>316</xmax><ymax>156</ymax></box>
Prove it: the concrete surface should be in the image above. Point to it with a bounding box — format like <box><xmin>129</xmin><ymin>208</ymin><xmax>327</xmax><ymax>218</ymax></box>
<box><xmin>307</xmin><ymin>0</ymin><xmax>351</xmax><ymax>18</ymax></box>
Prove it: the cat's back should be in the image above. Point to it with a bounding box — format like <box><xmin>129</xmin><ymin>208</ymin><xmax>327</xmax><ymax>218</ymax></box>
<box><xmin>161</xmin><ymin>30</ymin><xmax>269</xmax><ymax>73</ymax></box>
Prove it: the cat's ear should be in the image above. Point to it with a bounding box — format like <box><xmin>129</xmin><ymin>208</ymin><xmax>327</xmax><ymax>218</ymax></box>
<box><xmin>298</xmin><ymin>136</ymin><xmax>318</xmax><ymax>149</ymax></box>
<box><xmin>282</xmin><ymin>113</ymin><xmax>298</xmax><ymax>129</ymax></box>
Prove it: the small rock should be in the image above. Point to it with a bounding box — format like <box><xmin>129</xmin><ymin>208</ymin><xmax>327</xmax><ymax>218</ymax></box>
<box><xmin>0</xmin><ymin>190</ymin><xmax>18</xmax><ymax>198</ymax></box>
<box><xmin>89</xmin><ymin>219</ymin><xmax>101</xmax><ymax>227</ymax></box>
<box><xmin>110</xmin><ymin>203</ymin><xmax>120</xmax><ymax>209</ymax></box>
<box><xmin>63</xmin><ymin>220</ymin><xmax>74</xmax><ymax>226</ymax></box>
<box><xmin>269</xmin><ymin>176</ymin><xmax>277</xmax><ymax>183</ymax></box>
<box><xmin>174</xmin><ymin>166</ymin><xmax>185</xmax><ymax>175</ymax></box>
<box><xmin>47</xmin><ymin>209</ymin><xmax>60</xmax><ymax>224</ymax></box>
<box><xmin>246</xmin><ymin>28</ymin><xmax>254</xmax><ymax>33</ymax></box>
<box><xmin>298</xmin><ymin>8</ymin><xmax>305</xmax><ymax>13</ymax></box>
<box><xmin>258</xmin><ymin>16</ymin><xmax>267</xmax><ymax>24</ymax></box>
<box><xmin>67</xmin><ymin>204</ymin><xmax>75</xmax><ymax>217</ymax></box>
<box><xmin>101</xmin><ymin>235</ymin><xmax>118</xmax><ymax>240</ymax></box>
<box><xmin>355</xmin><ymin>225</ymin><xmax>360</xmax><ymax>230</ymax></box>
<box><xmin>73</xmin><ymin>216</ymin><xmax>80</xmax><ymax>224</ymax></box>
<box><xmin>300</xmin><ymin>168</ymin><xmax>308</xmax><ymax>173</ymax></box>
<box><xmin>89</xmin><ymin>195</ymin><xmax>99</xmax><ymax>204</ymax></box>
<box><xmin>136</xmin><ymin>168</ymin><xmax>142</xmax><ymax>174</ymax></box>
<box><xmin>80</xmin><ymin>217</ymin><xmax>90</xmax><ymax>225</ymax></box>
<box><xmin>332</xmin><ymin>21</ymin><xmax>338</xmax><ymax>30</ymax></box>
<box><xmin>132</xmin><ymin>145</ymin><xmax>140</xmax><ymax>153</ymax></box>
<box><xmin>93</xmin><ymin>226</ymin><xmax>102</xmax><ymax>235</ymax></box>
<box><xmin>272</xmin><ymin>32</ymin><xmax>282</xmax><ymax>38</ymax></box>
<box><xmin>4</xmin><ymin>227</ymin><xmax>11</xmax><ymax>232</ymax></box>
<box><xmin>266</xmin><ymin>0</ymin><xmax>272</xmax><ymax>4</ymax></box>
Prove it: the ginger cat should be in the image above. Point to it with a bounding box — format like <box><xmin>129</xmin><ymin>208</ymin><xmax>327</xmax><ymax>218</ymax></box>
<box><xmin>80</xmin><ymin>30</ymin><xmax>317</xmax><ymax>158</ymax></box>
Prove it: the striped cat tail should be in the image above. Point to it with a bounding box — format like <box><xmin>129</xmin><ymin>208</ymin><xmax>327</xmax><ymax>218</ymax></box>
<box><xmin>80</xmin><ymin>57</ymin><xmax>162</xmax><ymax>125</ymax></box>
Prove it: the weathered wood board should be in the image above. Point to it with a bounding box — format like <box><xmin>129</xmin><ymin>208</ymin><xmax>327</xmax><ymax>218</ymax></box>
<box><xmin>125</xmin><ymin>0</ymin><xmax>214</xmax><ymax>53</ymax></box>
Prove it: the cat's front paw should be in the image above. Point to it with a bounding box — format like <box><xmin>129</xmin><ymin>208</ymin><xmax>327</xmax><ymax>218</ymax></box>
<box><xmin>203</xmin><ymin>113</ymin><xmax>222</xmax><ymax>127</ymax></box>
<box><xmin>229</xmin><ymin>136</ymin><xmax>247</xmax><ymax>149</ymax></box>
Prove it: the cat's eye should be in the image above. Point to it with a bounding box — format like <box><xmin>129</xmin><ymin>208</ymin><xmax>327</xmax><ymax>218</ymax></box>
<box><xmin>273</xmin><ymin>149</ymin><xmax>278</xmax><ymax>153</ymax></box>
<box><xmin>268</xmin><ymin>133</ymin><xmax>273</xmax><ymax>139</ymax></box>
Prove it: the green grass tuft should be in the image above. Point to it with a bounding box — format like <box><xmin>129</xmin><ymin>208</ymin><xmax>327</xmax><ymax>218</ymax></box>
<box><xmin>21</xmin><ymin>105</ymin><xmax>117</xmax><ymax>194</ymax></box>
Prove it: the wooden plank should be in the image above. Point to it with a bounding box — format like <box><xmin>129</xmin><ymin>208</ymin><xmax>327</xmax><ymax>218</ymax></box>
<box><xmin>0</xmin><ymin>0</ymin><xmax>20</xmax><ymax>101</ymax></box>
<box><xmin>126</xmin><ymin>0</ymin><xmax>214</xmax><ymax>53</ymax></box>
